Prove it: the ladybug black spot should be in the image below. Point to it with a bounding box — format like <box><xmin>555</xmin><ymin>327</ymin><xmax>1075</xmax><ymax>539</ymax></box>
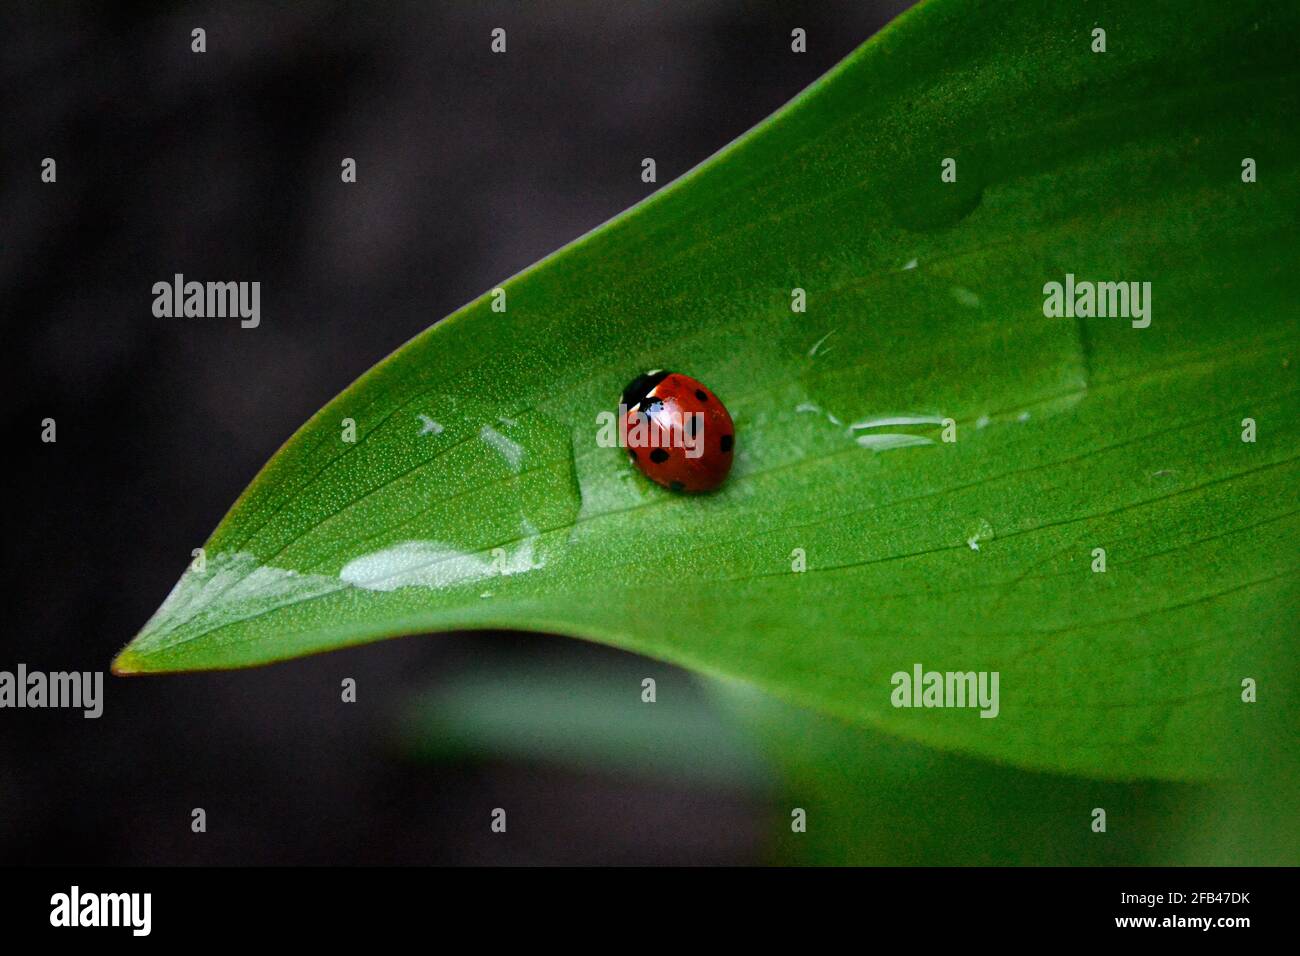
<box><xmin>695</xmin><ymin>389</ymin><xmax>708</xmax><ymax>402</ymax></box>
<box><xmin>650</xmin><ymin>448</ymin><xmax>670</xmax><ymax>464</ymax></box>
<box><xmin>720</xmin><ymin>434</ymin><xmax>734</xmax><ymax>453</ymax></box>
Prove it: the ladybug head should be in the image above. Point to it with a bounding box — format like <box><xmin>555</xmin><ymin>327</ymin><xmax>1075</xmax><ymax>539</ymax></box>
<box><xmin>621</xmin><ymin>369</ymin><xmax>671</xmax><ymax>411</ymax></box>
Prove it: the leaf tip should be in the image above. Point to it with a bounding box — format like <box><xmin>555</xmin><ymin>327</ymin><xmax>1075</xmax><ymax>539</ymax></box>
<box><xmin>110</xmin><ymin>647</ymin><xmax>148</xmax><ymax>677</ymax></box>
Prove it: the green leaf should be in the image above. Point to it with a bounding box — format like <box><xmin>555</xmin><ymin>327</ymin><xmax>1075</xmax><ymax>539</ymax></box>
<box><xmin>115</xmin><ymin>0</ymin><xmax>1299</xmax><ymax>781</ymax></box>
<box><xmin>713</xmin><ymin>681</ymin><xmax>1300</xmax><ymax>865</ymax></box>
<box><xmin>397</xmin><ymin>659</ymin><xmax>767</xmax><ymax>790</ymax></box>
<box><xmin>394</xmin><ymin>662</ymin><xmax>1300</xmax><ymax>864</ymax></box>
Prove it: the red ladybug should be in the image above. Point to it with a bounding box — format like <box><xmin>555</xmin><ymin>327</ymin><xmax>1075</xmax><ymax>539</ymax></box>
<box><xmin>621</xmin><ymin>370</ymin><xmax>734</xmax><ymax>493</ymax></box>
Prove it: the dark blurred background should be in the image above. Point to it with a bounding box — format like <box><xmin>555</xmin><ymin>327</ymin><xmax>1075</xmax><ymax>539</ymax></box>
<box><xmin>2</xmin><ymin>1</ymin><xmax>915</xmax><ymax>865</ymax></box>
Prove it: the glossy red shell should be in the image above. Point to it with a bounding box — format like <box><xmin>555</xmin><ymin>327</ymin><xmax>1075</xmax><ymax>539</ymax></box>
<box><xmin>621</xmin><ymin>371</ymin><xmax>735</xmax><ymax>493</ymax></box>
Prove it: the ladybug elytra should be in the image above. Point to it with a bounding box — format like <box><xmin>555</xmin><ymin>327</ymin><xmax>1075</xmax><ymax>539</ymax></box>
<box><xmin>621</xmin><ymin>370</ymin><xmax>734</xmax><ymax>493</ymax></box>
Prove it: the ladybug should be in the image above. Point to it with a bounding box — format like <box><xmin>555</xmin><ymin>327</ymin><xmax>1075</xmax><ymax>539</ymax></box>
<box><xmin>621</xmin><ymin>370</ymin><xmax>735</xmax><ymax>493</ymax></box>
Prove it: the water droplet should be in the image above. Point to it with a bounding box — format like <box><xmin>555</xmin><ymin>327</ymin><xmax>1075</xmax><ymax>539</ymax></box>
<box><xmin>131</xmin><ymin>552</ymin><xmax>346</xmax><ymax>655</ymax></box>
<box><xmin>338</xmin><ymin>408</ymin><xmax>580</xmax><ymax>583</ymax></box>
<box><xmin>795</xmin><ymin>401</ymin><xmax>843</xmax><ymax>427</ymax></box>
<box><xmin>888</xmin><ymin>165</ymin><xmax>984</xmax><ymax>233</ymax></box>
<box><xmin>479</xmin><ymin>424</ymin><xmax>525</xmax><ymax>472</ymax></box>
<box><xmin>807</xmin><ymin>330</ymin><xmax>836</xmax><ymax>357</ymax></box>
<box><xmin>849</xmin><ymin>413</ymin><xmax>947</xmax><ymax>430</ymax></box>
<box><xmin>965</xmin><ymin>518</ymin><xmax>996</xmax><ymax>552</ymax></box>
<box><xmin>855</xmin><ymin>434</ymin><xmax>934</xmax><ymax>452</ymax></box>
<box><xmin>340</xmin><ymin>541</ymin><xmax>496</xmax><ymax>591</ymax></box>
<box><xmin>847</xmin><ymin>412</ymin><xmax>946</xmax><ymax>452</ymax></box>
